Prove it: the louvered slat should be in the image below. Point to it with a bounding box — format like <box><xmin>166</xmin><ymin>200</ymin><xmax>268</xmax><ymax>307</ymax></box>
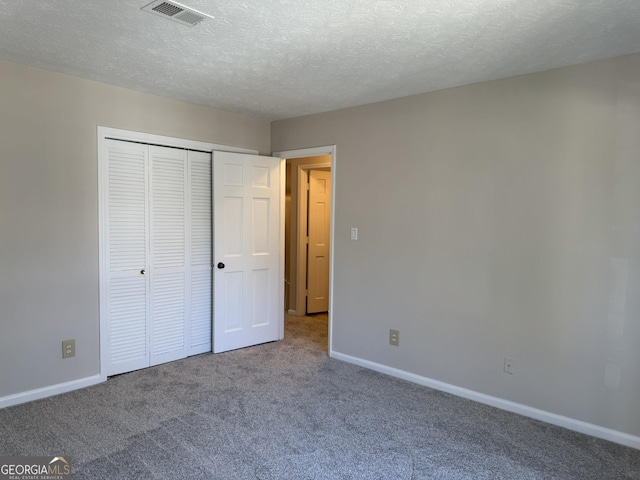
<box><xmin>152</xmin><ymin>272</ymin><xmax>185</xmax><ymax>355</ymax></box>
<box><xmin>149</xmin><ymin>147</ymin><xmax>188</xmax><ymax>364</ymax></box>
<box><xmin>106</xmin><ymin>141</ymin><xmax>149</xmax><ymax>375</ymax></box>
<box><xmin>189</xmin><ymin>152</ymin><xmax>212</xmax><ymax>354</ymax></box>
<box><xmin>152</xmin><ymin>152</ymin><xmax>186</xmax><ymax>268</ymax></box>
<box><xmin>191</xmin><ymin>269</ymin><xmax>212</xmax><ymax>349</ymax></box>
<box><xmin>191</xmin><ymin>156</ymin><xmax>212</xmax><ymax>267</ymax></box>
<box><xmin>108</xmin><ymin>146</ymin><xmax>146</xmax><ymax>273</ymax></box>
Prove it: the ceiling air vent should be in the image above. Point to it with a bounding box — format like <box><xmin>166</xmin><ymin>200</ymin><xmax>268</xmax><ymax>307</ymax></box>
<box><xmin>141</xmin><ymin>1</ymin><xmax>214</xmax><ymax>27</ymax></box>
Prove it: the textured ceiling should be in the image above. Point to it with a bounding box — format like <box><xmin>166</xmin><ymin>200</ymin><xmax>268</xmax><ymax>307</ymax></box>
<box><xmin>0</xmin><ymin>1</ymin><xmax>639</xmax><ymax>120</ymax></box>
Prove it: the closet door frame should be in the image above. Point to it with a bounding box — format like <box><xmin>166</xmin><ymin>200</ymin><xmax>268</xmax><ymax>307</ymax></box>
<box><xmin>98</xmin><ymin>126</ymin><xmax>257</xmax><ymax>381</ymax></box>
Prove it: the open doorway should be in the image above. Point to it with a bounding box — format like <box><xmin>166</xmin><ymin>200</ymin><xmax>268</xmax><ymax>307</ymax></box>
<box><xmin>274</xmin><ymin>146</ymin><xmax>335</xmax><ymax>354</ymax></box>
<box><xmin>286</xmin><ymin>157</ymin><xmax>331</xmax><ymax>316</ymax></box>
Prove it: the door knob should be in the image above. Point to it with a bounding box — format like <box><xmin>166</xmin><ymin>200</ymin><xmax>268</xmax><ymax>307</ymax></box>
<box><xmin>217</xmin><ymin>262</ymin><xmax>225</xmax><ymax>269</ymax></box>
<box><xmin>140</xmin><ymin>269</ymin><xmax>146</xmax><ymax>275</ymax></box>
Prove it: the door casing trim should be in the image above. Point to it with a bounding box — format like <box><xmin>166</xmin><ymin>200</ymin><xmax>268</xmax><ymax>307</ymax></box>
<box><xmin>272</xmin><ymin>145</ymin><xmax>336</xmax><ymax>356</ymax></box>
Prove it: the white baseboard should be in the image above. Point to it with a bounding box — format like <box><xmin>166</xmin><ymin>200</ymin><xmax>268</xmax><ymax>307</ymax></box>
<box><xmin>0</xmin><ymin>375</ymin><xmax>104</xmax><ymax>409</ymax></box>
<box><xmin>330</xmin><ymin>350</ymin><xmax>640</xmax><ymax>450</ymax></box>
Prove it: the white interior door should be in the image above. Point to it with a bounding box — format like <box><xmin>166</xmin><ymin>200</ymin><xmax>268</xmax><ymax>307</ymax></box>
<box><xmin>213</xmin><ymin>151</ymin><xmax>283</xmax><ymax>353</ymax></box>
<box><xmin>306</xmin><ymin>169</ymin><xmax>331</xmax><ymax>313</ymax></box>
<box><xmin>104</xmin><ymin>140</ymin><xmax>150</xmax><ymax>376</ymax></box>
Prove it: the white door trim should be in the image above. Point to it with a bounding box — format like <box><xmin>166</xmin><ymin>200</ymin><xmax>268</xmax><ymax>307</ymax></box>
<box><xmin>98</xmin><ymin>127</ymin><xmax>258</xmax><ymax>155</ymax></box>
<box><xmin>272</xmin><ymin>146</ymin><xmax>336</xmax><ymax>356</ymax></box>
<box><xmin>98</xmin><ymin>126</ymin><xmax>257</xmax><ymax>381</ymax></box>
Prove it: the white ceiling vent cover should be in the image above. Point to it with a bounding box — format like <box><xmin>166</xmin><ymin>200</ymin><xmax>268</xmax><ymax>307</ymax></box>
<box><xmin>141</xmin><ymin>1</ymin><xmax>214</xmax><ymax>27</ymax></box>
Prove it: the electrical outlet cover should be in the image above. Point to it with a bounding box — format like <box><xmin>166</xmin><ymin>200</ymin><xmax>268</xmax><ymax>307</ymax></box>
<box><xmin>62</xmin><ymin>339</ymin><xmax>76</xmax><ymax>359</ymax></box>
<box><xmin>503</xmin><ymin>356</ymin><xmax>513</xmax><ymax>374</ymax></box>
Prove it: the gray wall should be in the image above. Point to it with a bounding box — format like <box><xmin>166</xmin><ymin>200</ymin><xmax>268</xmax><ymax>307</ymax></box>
<box><xmin>272</xmin><ymin>54</ymin><xmax>640</xmax><ymax>437</ymax></box>
<box><xmin>0</xmin><ymin>60</ymin><xmax>270</xmax><ymax>398</ymax></box>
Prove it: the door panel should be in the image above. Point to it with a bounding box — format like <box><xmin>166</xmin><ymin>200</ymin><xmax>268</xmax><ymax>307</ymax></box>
<box><xmin>150</xmin><ymin>148</ymin><xmax>187</xmax><ymax>268</ymax></box>
<box><xmin>190</xmin><ymin>269</ymin><xmax>212</xmax><ymax>353</ymax></box>
<box><xmin>223</xmin><ymin>271</ymin><xmax>244</xmax><ymax>332</ymax></box>
<box><xmin>307</xmin><ymin>170</ymin><xmax>331</xmax><ymax>313</ymax></box>
<box><xmin>149</xmin><ymin>146</ymin><xmax>188</xmax><ymax>366</ymax></box>
<box><xmin>105</xmin><ymin>140</ymin><xmax>150</xmax><ymax>376</ymax></box>
<box><xmin>189</xmin><ymin>151</ymin><xmax>213</xmax><ymax>355</ymax></box>
<box><xmin>252</xmin><ymin>269</ymin><xmax>270</xmax><ymax>326</ymax></box>
<box><xmin>151</xmin><ymin>271</ymin><xmax>186</xmax><ymax>357</ymax></box>
<box><xmin>224</xmin><ymin>197</ymin><xmax>244</xmax><ymax>256</ymax></box>
<box><xmin>252</xmin><ymin>198</ymin><xmax>270</xmax><ymax>254</ymax></box>
<box><xmin>213</xmin><ymin>152</ymin><xmax>282</xmax><ymax>353</ymax></box>
<box><xmin>108</xmin><ymin>276</ymin><xmax>148</xmax><ymax>373</ymax></box>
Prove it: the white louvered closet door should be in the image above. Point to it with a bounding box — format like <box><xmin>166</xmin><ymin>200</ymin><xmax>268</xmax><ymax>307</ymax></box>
<box><xmin>149</xmin><ymin>146</ymin><xmax>189</xmax><ymax>366</ymax></box>
<box><xmin>105</xmin><ymin>140</ymin><xmax>150</xmax><ymax>376</ymax></box>
<box><xmin>189</xmin><ymin>151</ymin><xmax>212</xmax><ymax>355</ymax></box>
<box><xmin>105</xmin><ymin>140</ymin><xmax>213</xmax><ymax>377</ymax></box>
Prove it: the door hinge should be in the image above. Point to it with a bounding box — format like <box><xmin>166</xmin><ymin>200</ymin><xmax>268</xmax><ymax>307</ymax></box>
<box><xmin>305</xmin><ymin>236</ymin><xmax>309</xmax><ymax>244</ymax></box>
<box><xmin>306</xmin><ymin>182</ymin><xmax>310</xmax><ymax>191</ymax></box>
